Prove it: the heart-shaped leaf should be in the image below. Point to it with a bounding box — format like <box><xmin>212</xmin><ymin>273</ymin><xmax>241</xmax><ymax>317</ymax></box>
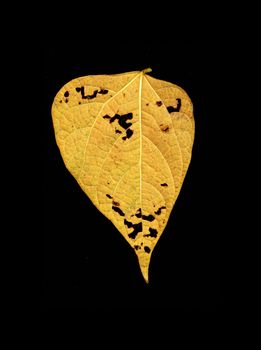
<box><xmin>51</xmin><ymin>69</ymin><xmax>195</xmax><ymax>282</ymax></box>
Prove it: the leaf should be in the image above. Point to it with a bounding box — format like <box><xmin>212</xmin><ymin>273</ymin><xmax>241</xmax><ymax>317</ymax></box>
<box><xmin>51</xmin><ymin>68</ymin><xmax>195</xmax><ymax>283</ymax></box>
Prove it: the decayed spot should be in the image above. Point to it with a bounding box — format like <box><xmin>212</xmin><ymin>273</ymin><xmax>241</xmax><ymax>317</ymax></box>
<box><xmin>112</xmin><ymin>206</ymin><xmax>125</xmax><ymax>216</ymax></box>
<box><xmin>167</xmin><ymin>98</ymin><xmax>182</xmax><ymax>113</ymax></box>
<box><xmin>52</xmin><ymin>69</ymin><xmax>195</xmax><ymax>284</ymax></box>
<box><xmin>154</xmin><ymin>206</ymin><xmax>166</xmax><ymax>215</ymax></box>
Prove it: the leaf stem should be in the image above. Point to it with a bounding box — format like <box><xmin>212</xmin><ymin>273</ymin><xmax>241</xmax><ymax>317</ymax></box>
<box><xmin>142</xmin><ymin>68</ymin><xmax>152</xmax><ymax>74</ymax></box>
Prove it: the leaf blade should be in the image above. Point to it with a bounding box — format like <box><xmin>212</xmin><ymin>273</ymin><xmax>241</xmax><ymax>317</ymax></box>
<box><xmin>51</xmin><ymin>70</ymin><xmax>194</xmax><ymax>282</ymax></box>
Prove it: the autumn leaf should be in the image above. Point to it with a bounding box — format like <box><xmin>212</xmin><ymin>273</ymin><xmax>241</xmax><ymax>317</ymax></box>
<box><xmin>51</xmin><ymin>68</ymin><xmax>195</xmax><ymax>283</ymax></box>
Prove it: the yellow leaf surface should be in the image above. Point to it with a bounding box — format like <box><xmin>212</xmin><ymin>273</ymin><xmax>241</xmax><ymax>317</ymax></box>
<box><xmin>51</xmin><ymin>69</ymin><xmax>195</xmax><ymax>283</ymax></box>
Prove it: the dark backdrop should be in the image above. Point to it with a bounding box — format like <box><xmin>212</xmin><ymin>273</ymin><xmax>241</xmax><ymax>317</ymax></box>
<box><xmin>43</xmin><ymin>40</ymin><xmax>221</xmax><ymax>310</ymax></box>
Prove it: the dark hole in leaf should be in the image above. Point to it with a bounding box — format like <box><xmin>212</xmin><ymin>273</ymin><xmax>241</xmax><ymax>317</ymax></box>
<box><xmin>142</xmin><ymin>214</ymin><xmax>155</xmax><ymax>222</ymax></box>
<box><xmin>167</xmin><ymin>98</ymin><xmax>181</xmax><ymax>113</ymax></box>
<box><xmin>122</xmin><ymin>128</ymin><xmax>133</xmax><ymax>140</ymax></box>
<box><xmin>144</xmin><ymin>246</ymin><xmax>151</xmax><ymax>253</ymax></box>
<box><xmin>135</xmin><ymin>208</ymin><xmax>142</xmax><ymax>218</ymax></box>
<box><xmin>75</xmin><ymin>86</ymin><xmax>98</xmax><ymax>100</ymax></box>
<box><xmin>144</xmin><ymin>228</ymin><xmax>158</xmax><ymax>238</ymax></box>
<box><xmin>124</xmin><ymin>219</ymin><xmax>142</xmax><ymax>240</ymax></box>
<box><xmin>112</xmin><ymin>206</ymin><xmax>125</xmax><ymax>216</ymax></box>
<box><xmin>154</xmin><ymin>206</ymin><xmax>166</xmax><ymax>215</ymax></box>
<box><xmin>98</xmin><ymin>89</ymin><xmax>108</xmax><ymax>95</ymax></box>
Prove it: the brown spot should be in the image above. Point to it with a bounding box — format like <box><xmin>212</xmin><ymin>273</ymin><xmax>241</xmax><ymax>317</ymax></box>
<box><xmin>161</xmin><ymin>183</ymin><xmax>168</xmax><ymax>187</ymax></box>
<box><xmin>134</xmin><ymin>245</ymin><xmax>141</xmax><ymax>250</ymax></box>
<box><xmin>156</xmin><ymin>101</ymin><xmax>162</xmax><ymax>106</ymax></box>
<box><xmin>59</xmin><ymin>100</ymin><xmax>62</xmax><ymax>103</ymax></box>
<box><xmin>103</xmin><ymin>114</ymin><xmax>111</xmax><ymax>120</ymax></box>
<box><xmin>123</xmin><ymin>93</ymin><xmax>126</xmax><ymax>97</ymax></box>
<box><xmin>112</xmin><ymin>200</ymin><xmax>120</xmax><ymax>207</ymax></box>
<box><xmin>146</xmin><ymin>103</ymin><xmax>149</xmax><ymax>106</ymax></box>
<box><xmin>64</xmin><ymin>91</ymin><xmax>69</xmax><ymax>97</ymax></box>
<box><xmin>78</xmin><ymin>101</ymin><xmax>81</xmax><ymax>104</ymax></box>
<box><xmin>106</xmin><ymin>194</ymin><xmax>112</xmax><ymax>199</ymax></box>
<box><xmin>65</xmin><ymin>98</ymin><xmax>69</xmax><ymax>103</ymax></box>
<box><xmin>160</xmin><ymin>124</ymin><xmax>169</xmax><ymax>132</ymax></box>
<box><xmin>115</xmin><ymin>129</ymin><xmax>122</xmax><ymax>134</ymax></box>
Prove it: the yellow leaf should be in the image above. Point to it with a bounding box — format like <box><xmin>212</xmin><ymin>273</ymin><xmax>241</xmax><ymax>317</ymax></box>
<box><xmin>51</xmin><ymin>69</ymin><xmax>195</xmax><ymax>283</ymax></box>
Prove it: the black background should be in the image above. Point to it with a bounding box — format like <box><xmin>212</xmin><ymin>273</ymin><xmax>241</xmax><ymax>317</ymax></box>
<box><xmin>43</xmin><ymin>40</ymin><xmax>221</xmax><ymax>310</ymax></box>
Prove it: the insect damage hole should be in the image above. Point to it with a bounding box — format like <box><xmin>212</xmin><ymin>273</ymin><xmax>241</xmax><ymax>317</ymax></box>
<box><xmin>167</xmin><ymin>98</ymin><xmax>182</xmax><ymax>113</ymax></box>
<box><xmin>144</xmin><ymin>246</ymin><xmax>151</xmax><ymax>253</ymax></box>
<box><xmin>112</xmin><ymin>206</ymin><xmax>125</xmax><ymax>216</ymax></box>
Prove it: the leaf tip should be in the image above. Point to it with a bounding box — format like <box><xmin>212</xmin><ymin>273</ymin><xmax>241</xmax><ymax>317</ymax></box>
<box><xmin>137</xmin><ymin>254</ymin><xmax>151</xmax><ymax>283</ymax></box>
<box><xmin>142</xmin><ymin>68</ymin><xmax>152</xmax><ymax>75</ymax></box>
